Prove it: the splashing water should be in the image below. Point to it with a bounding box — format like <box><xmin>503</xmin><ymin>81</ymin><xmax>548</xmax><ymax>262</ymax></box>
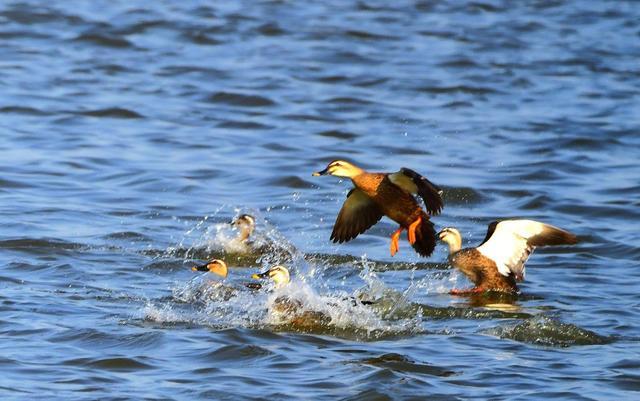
<box><xmin>143</xmin><ymin>242</ymin><xmax>424</xmax><ymax>340</ymax></box>
<box><xmin>133</xmin><ymin>209</ymin><xmax>605</xmax><ymax>344</ymax></box>
<box><xmin>162</xmin><ymin>207</ymin><xmax>300</xmax><ymax>267</ymax></box>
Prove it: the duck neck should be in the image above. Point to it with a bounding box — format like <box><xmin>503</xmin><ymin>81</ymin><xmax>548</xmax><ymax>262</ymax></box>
<box><xmin>446</xmin><ymin>235</ymin><xmax>462</xmax><ymax>255</ymax></box>
<box><xmin>237</xmin><ymin>226</ymin><xmax>253</xmax><ymax>242</ymax></box>
<box><xmin>350</xmin><ymin>170</ymin><xmax>370</xmax><ymax>188</ymax></box>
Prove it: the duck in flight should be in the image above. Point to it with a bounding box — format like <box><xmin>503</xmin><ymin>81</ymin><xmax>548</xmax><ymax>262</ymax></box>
<box><xmin>313</xmin><ymin>160</ymin><xmax>443</xmax><ymax>257</ymax></box>
<box><xmin>438</xmin><ymin>219</ymin><xmax>578</xmax><ymax>294</ymax></box>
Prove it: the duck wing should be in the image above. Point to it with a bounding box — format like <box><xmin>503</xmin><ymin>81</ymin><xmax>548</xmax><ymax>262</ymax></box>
<box><xmin>388</xmin><ymin>168</ymin><xmax>443</xmax><ymax>215</ymax></box>
<box><xmin>476</xmin><ymin>219</ymin><xmax>578</xmax><ymax>281</ymax></box>
<box><xmin>330</xmin><ymin>188</ymin><xmax>383</xmax><ymax>243</ymax></box>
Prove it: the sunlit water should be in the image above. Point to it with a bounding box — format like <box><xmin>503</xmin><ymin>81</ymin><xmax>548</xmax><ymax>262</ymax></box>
<box><xmin>1</xmin><ymin>1</ymin><xmax>639</xmax><ymax>399</ymax></box>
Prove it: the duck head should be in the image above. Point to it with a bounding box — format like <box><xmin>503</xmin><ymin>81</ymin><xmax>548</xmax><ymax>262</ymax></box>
<box><xmin>192</xmin><ymin>259</ymin><xmax>228</xmax><ymax>278</ymax></box>
<box><xmin>252</xmin><ymin>265</ymin><xmax>290</xmax><ymax>288</ymax></box>
<box><xmin>312</xmin><ymin>160</ymin><xmax>364</xmax><ymax>179</ymax></box>
<box><xmin>437</xmin><ymin>228</ymin><xmax>462</xmax><ymax>254</ymax></box>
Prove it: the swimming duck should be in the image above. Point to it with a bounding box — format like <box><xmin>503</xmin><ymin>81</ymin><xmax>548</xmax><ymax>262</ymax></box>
<box><xmin>251</xmin><ymin>265</ymin><xmax>290</xmax><ymax>288</ymax></box>
<box><xmin>231</xmin><ymin>214</ymin><xmax>255</xmax><ymax>242</ymax></box>
<box><xmin>251</xmin><ymin>266</ymin><xmax>332</xmax><ymax>328</ymax></box>
<box><xmin>224</xmin><ymin>214</ymin><xmax>256</xmax><ymax>253</ymax></box>
<box><xmin>251</xmin><ymin>265</ymin><xmax>376</xmax><ymax>307</ymax></box>
<box><xmin>192</xmin><ymin>258</ymin><xmax>264</xmax><ymax>292</ymax></box>
<box><xmin>189</xmin><ymin>259</ymin><xmax>241</xmax><ymax>301</ymax></box>
<box><xmin>313</xmin><ymin>160</ymin><xmax>443</xmax><ymax>257</ymax></box>
<box><xmin>438</xmin><ymin>219</ymin><xmax>578</xmax><ymax>294</ymax></box>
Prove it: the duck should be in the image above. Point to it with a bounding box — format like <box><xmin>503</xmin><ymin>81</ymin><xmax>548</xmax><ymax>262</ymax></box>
<box><xmin>438</xmin><ymin>219</ymin><xmax>578</xmax><ymax>294</ymax></box>
<box><xmin>251</xmin><ymin>266</ymin><xmax>332</xmax><ymax>327</ymax></box>
<box><xmin>189</xmin><ymin>258</ymin><xmax>242</xmax><ymax>301</ymax></box>
<box><xmin>313</xmin><ymin>160</ymin><xmax>443</xmax><ymax>257</ymax></box>
<box><xmin>251</xmin><ymin>265</ymin><xmax>290</xmax><ymax>288</ymax></box>
<box><xmin>192</xmin><ymin>258</ymin><xmax>263</xmax><ymax>291</ymax></box>
<box><xmin>252</xmin><ymin>265</ymin><xmax>376</xmax><ymax>307</ymax></box>
<box><xmin>224</xmin><ymin>214</ymin><xmax>256</xmax><ymax>253</ymax></box>
<box><xmin>231</xmin><ymin>214</ymin><xmax>255</xmax><ymax>242</ymax></box>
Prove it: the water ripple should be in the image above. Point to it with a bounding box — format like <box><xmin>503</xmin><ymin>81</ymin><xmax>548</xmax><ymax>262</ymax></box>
<box><xmin>206</xmin><ymin>91</ymin><xmax>277</xmax><ymax>107</ymax></box>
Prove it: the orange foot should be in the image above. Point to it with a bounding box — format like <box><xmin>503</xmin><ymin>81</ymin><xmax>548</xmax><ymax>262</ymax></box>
<box><xmin>407</xmin><ymin>216</ymin><xmax>422</xmax><ymax>244</ymax></box>
<box><xmin>449</xmin><ymin>287</ymin><xmax>484</xmax><ymax>296</ymax></box>
<box><xmin>390</xmin><ymin>227</ymin><xmax>403</xmax><ymax>256</ymax></box>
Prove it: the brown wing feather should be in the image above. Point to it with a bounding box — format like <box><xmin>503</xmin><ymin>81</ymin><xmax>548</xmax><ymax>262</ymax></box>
<box><xmin>389</xmin><ymin>168</ymin><xmax>444</xmax><ymax>215</ymax></box>
<box><xmin>330</xmin><ymin>188</ymin><xmax>383</xmax><ymax>243</ymax></box>
<box><xmin>527</xmin><ymin>225</ymin><xmax>578</xmax><ymax>247</ymax></box>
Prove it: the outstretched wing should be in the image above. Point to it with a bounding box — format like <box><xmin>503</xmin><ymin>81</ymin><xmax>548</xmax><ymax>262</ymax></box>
<box><xmin>388</xmin><ymin>168</ymin><xmax>443</xmax><ymax>215</ymax></box>
<box><xmin>476</xmin><ymin>219</ymin><xmax>578</xmax><ymax>281</ymax></box>
<box><xmin>330</xmin><ymin>188</ymin><xmax>383</xmax><ymax>243</ymax></box>
<box><xmin>478</xmin><ymin>221</ymin><xmax>499</xmax><ymax>247</ymax></box>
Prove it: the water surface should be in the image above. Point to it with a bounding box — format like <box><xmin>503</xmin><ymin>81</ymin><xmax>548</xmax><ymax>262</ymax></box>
<box><xmin>1</xmin><ymin>1</ymin><xmax>639</xmax><ymax>399</ymax></box>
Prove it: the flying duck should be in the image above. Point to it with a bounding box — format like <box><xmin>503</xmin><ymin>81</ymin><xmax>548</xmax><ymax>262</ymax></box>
<box><xmin>438</xmin><ymin>219</ymin><xmax>578</xmax><ymax>294</ymax></box>
<box><xmin>313</xmin><ymin>160</ymin><xmax>443</xmax><ymax>257</ymax></box>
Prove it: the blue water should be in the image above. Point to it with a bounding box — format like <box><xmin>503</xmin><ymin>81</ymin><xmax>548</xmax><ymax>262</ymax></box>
<box><xmin>1</xmin><ymin>1</ymin><xmax>639</xmax><ymax>399</ymax></box>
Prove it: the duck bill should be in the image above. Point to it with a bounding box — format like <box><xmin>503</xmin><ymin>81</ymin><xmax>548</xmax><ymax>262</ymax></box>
<box><xmin>251</xmin><ymin>271</ymin><xmax>270</xmax><ymax>280</ymax></box>
<box><xmin>192</xmin><ymin>263</ymin><xmax>210</xmax><ymax>272</ymax></box>
<box><xmin>312</xmin><ymin>167</ymin><xmax>329</xmax><ymax>176</ymax></box>
<box><xmin>436</xmin><ymin>230</ymin><xmax>446</xmax><ymax>240</ymax></box>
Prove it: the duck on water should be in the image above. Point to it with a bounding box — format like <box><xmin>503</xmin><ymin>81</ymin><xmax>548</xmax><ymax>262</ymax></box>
<box><xmin>191</xmin><ymin>258</ymin><xmax>264</xmax><ymax>295</ymax></box>
<box><xmin>251</xmin><ymin>265</ymin><xmax>332</xmax><ymax>328</ymax></box>
<box><xmin>224</xmin><ymin>214</ymin><xmax>256</xmax><ymax>253</ymax></box>
<box><xmin>438</xmin><ymin>219</ymin><xmax>578</xmax><ymax>294</ymax></box>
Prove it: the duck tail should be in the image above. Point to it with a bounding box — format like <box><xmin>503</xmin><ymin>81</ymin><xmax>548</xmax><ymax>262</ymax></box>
<box><xmin>410</xmin><ymin>212</ymin><xmax>436</xmax><ymax>257</ymax></box>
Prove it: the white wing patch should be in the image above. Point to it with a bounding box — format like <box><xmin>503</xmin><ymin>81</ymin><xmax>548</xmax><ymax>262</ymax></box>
<box><xmin>476</xmin><ymin>220</ymin><xmax>547</xmax><ymax>280</ymax></box>
<box><xmin>388</xmin><ymin>171</ymin><xmax>418</xmax><ymax>194</ymax></box>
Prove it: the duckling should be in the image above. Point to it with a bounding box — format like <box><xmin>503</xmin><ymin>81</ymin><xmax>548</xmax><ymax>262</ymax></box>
<box><xmin>438</xmin><ymin>220</ymin><xmax>578</xmax><ymax>294</ymax></box>
<box><xmin>313</xmin><ymin>160</ymin><xmax>443</xmax><ymax>257</ymax></box>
